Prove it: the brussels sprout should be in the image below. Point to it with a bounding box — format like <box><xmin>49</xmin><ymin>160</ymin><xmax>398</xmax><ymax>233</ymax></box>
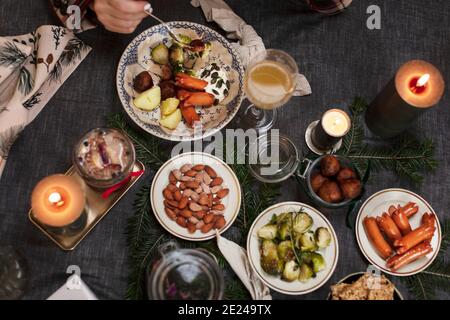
<box><xmin>311</xmin><ymin>252</ymin><xmax>326</xmax><ymax>273</ymax></box>
<box><xmin>260</xmin><ymin>240</ymin><xmax>284</xmax><ymax>275</ymax></box>
<box><xmin>257</xmin><ymin>224</ymin><xmax>278</xmax><ymax>240</ymax></box>
<box><xmin>298</xmin><ymin>263</ymin><xmax>314</xmax><ymax>282</ymax></box>
<box><xmin>176</xmin><ymin>34</ymin><xmax>192</xmax><ymax>45</ymax></box>
<box><xmin>200</xmin><ymin>42</ymin><xmax>212</xmax><ymax>59</ymax></box>
<box><xmin>282</xmin><ymin>260</ymin><xmax>300</xmax><ymax>282</ymax></box>
<box><xmin>293</xmin><ymin>212</ymin><xmax>313</xmax><ymax>234</ymax></box>
<box><xmin>169</xmin><ymin>45</ymin><xmax>184</xmax><ymax>65</ymax></box>
<box><xmin>299</xmin><ymin>232</ymin><xmax>318</xmax><ymax>252</ymax></box>
<box><xmin>315</xmin><ymin>227</ymin><xmax>332</xmax><ymax>248</ymax></box>
<box><xmin>300</xmin><ymin>251</ymin><xmax>313</xmax><ymax>265</ymax></box>
<box><xmin>277</xmin><ymin>241</ymin><xmax>295</xmax><ymax>261</ymax></box>
<box><xmin>277</xmin><ymin>222</ymin><xmax>291</xmax><ymax>240</ymax></box>
<box><xmin>151</xmin><ymin>44</ymin><xmax>169</xmax><ymax>65</ymax></box>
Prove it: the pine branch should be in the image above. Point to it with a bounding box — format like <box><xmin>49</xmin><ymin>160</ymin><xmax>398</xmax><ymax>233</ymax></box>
<box><xmin>401</xmin><ymin>218</ymin><xmax>450</xmax><ymax>300</ymax></box>
<box><xmin>338</xmin><ymin>97</ymin><xmax>438</xmax><ymax>185</ymax></box>
<box><xmin>107</xmin><ymin>113</ymin><xmax>168</xmax><ymax>170</ymax></box>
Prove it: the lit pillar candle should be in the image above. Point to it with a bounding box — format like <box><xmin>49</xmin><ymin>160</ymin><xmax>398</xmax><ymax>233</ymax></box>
<box><xmin>366</xmin><ymin>60</ymin><xmax>445</xmax><ymax>138</ymax></box>
<box><xmin>31</xmin><ymin>175</ymin><xmax>86</xmax><ymax>227</ymax></box>
<box><xmin>312</xmin><ymin>109</ymin><xmax>351</xmax><ymax>150</ymax></box>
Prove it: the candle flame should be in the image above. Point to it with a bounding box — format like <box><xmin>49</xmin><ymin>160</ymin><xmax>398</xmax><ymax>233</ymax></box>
<box><xmin>48</xmin><ymin>192</ymin><xmax>64</xmax><ymax>207</ymax></box>
<box><xmin>416</xmin><ymin>74</ymin><xmax>430</xmax><ymax>87</ymax></box>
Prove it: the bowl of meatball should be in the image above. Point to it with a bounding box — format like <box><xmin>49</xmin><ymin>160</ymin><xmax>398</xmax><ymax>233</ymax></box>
<box><xmin>301</xmin><ymin>155</ymin><xmax>365</xmax><ymax>209</ymax></box>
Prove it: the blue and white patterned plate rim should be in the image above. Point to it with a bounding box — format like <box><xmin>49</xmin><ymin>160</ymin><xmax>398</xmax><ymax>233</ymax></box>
<box><xmin>116</xmin><ymin>21</ymin><xmax>245</xmax><ymax>142</ymax></box>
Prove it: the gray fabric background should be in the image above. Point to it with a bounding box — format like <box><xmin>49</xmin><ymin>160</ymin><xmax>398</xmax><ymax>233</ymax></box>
<box><xmin>0</xmin><ymin>0</ymin><xmax>449</xmax><ymax>300</ymax></box>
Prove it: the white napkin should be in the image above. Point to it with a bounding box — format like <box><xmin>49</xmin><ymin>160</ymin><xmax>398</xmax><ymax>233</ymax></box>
<box><xmin>216</xmin><ymin>231</ymin><xmax>272</xmax><ymax>300</ymax></box>
<box><xmin>191</xmin><ymin>0</ymin><xmax>312</xmax><ymax>96</ymax></box>
<box><xmin>0</xmin><ymin>25</ymin><xmax>91</xmax><ymax>177</ymax></box>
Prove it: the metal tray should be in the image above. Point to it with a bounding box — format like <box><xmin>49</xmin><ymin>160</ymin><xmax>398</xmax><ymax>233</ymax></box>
<box><xmin>29</xmin><ymin>161</ymin><xmax>145</xmax><ymax>251</ymax></box>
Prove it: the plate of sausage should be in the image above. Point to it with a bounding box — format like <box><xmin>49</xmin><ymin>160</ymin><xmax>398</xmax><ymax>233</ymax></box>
<box><xmin>356</xmin><ymin>188</ymin><xmax>441</xmax><ymax>276</ymax></box>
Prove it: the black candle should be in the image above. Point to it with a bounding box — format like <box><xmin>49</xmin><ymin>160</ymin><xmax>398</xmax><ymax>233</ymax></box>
<box><xmin>366</xmin><ymin>60</ymin><xmax>445</xmax><ymax>138</ymax></box>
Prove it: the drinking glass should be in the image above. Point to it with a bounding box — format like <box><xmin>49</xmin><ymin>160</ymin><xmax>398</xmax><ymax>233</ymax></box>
<box><xmin>237</xmin><ymin>49</ymin><xmax>298</xmax><ymax>132</ymax></box>
<box><xmin>306</xmin><ymin>0</ymin><xmax>352</xmax><ymax>15</ymax></box>
<box><xmin>0</xmin><ymin>246</ymin><xmax>28</xmax><ymax>299</ymax></box>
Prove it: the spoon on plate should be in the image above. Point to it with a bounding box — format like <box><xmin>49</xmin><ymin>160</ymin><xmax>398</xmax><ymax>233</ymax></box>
<box><xmin>144</xmin><ymin>3</ymin><xmax>195</xmax><ymax>49</ymax></box>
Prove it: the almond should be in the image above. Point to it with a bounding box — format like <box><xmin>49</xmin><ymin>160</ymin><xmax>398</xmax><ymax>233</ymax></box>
<box><xmin>180</xmin><ymin>176</ymin><xmax>194</xmax><ymax>182</ymax></box>
<box><xmin>189</xmin><ymin>216</ymin><xmax>199</xmax><ymax>224</ymax></box>
<box><xmin>201</xmin><ymin>223</ymin><xmax>214</xmax><ymax>233</ymax></box>
<box><xmin>211</xmin><ymin>185</ymin><xmax>223</xmax><ymax>194</ymax></box>
<box><xmin>185</xmin><ymin>170</ymin><xmax>197</xmax><ymax>177</ymax></box>
<box><xmin>212</xmin><ymin>204</ymin><xmax>225</xmax><ymax>211</ymax></box>
<box><xmin>216</xmin><ymin>188</ymin><xmax>229</xmax><ymax>199</ymax></box>
<box><xmin>203</xmin><ymin>213</ymin><xmax>214</xmax><ymax>224</ymax></box>
<box><xmin>180</xmin><ymin>164</ymin><xmax>192</xmax><ymax>173</ymax></box>
<box><xmin>195</xmin><ymin>186</ymin><xmax>203</xmax><ymax>194</ymax></box>
<box><xmin>198</xmin><ymin>196</ymin><xmax>209</xmax><ymax>206</ymax></box>
<box><xmin>173</xmin><ymin>190</ymin><xmax>182</xmax><ymax>201</ymax></box>
<box><xmin>176</xmin><ymin>217</ymin><xmax>187</xmax><ymax>227</ymax></box>
<box><xmin>204</xmin><ymin>165</ymin><xmax>217</xmax><ymax>178</ymax></box>
<box><xmin>189</xmin><ymin>202</ymin><xmax>203</xmax><ymax>212</ymax></box>
<box><xmin>214</xmin><ymin>216</ymin><xmax>226</xmax><ymax>229</ymax></box>
<box><xmin>179</xmin><ymin>209</ymin><xmax>193</xmax><ymax>218</ymax></box>
<box><xmin>194</xmin><ymin>211</ymin><xmax>206</xmax><ymax>219</ymax></box>
<box><xmin>196</xmin><ymin>221</ymin><xmax>205</xmax><ymax>229</ymax></box>
<box><xmin>163</xmin><ymin>188</ymin><xmax>174</xmax><ymax>200</ymax></box>
<box><xmin>169</xmin><ymin>172</ymin><xmax>177</xmax><ymax>184</ymax></box>
<box><xmin>207</xmin><ymin>194</ymin><xmax>214</xmax><ymax>207</ymax></box>
<box><xmin>179</xmin><ymin>182</ymin><xmax>186</xmax><ymax>190</ymax></box>
<box><xmin>203</xmin><ymin>172</ymin><xmax>212</xmax><ymax>185</ymax></box>
<box><xmin>164</xmin><ymin>200</ymin><xmax>179</xmax><ymax>209</ymax></box>
<box><xmin>201</xmin><ymin>182</ymin><xmax>211</xmax><ymax>194</ymax></box>
<box><xmin>192</xmin><ymin>164</ymin><xmax>205</xmax><ymax>171</ymax></box>
<box><xmin>167</xmin><ymin>184</ymin><xmax>178</xmax><ymax>192</ymax></box>
<box><xmin>165</xmin><ymin>207</ymin><xmax>177</xmax><ymax>220</ymax></box>
<box><xmin>210</xmin><ymin>177</ymin><xmax>223</xmax><ymax>187</ymax></box>
<box><xmin>185</xmin><ymin>181</ymin><xmax>200</xmax><ymax>189</ymax></box>
<box><xmin>195</xmin><ymin>172</ymin><xmax>204</xmax><ymax>183</ymax></box>
<box><xmin>172</xmin><ymin>169</ymin><xmax>182</xmax><ymax>180</ymax></box>
<box><xmin>178</xmin><ymin>196</ymin><xmax>189</xmax><ymax>209</ymax></box>
<box><xmin>187</xmin><ymin>223</ymin><xmax>196</xmax><ymax>234</ymax></box>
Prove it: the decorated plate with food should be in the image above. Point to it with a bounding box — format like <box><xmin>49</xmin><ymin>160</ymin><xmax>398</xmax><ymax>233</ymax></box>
<box><xmin>247</xmin><ymin>202</ymin><xmax>339</xmax><ymax>295</ymax></box>
<box><xmin>150</xmin><ymin>152</ymin><xmax>241</xmax><ymax>241</ymax></box>
<box><xmin>117</xmin><ymin>21</ymin><xmax>244</xmax><ymax>141</ymax></box>
<box><xmin>356</xmin><ymin>188</ymin><xmax>441</xmax><ymax>276</ymax></box>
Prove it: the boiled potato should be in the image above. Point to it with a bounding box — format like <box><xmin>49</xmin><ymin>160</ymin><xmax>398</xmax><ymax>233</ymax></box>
<box><xmin>133</xmin><ymin>86</ymin><xmax>161</xmax><ymax>111</ymax></box>
<box><xmin>161</xmin><ymin>98</ymin><xmax>180</xmax><ymax>116</ymax></box>
<box><xmin>160</xmin><ymin>108</ymin><xmax>182</xmax><ymax>129</ymax></box>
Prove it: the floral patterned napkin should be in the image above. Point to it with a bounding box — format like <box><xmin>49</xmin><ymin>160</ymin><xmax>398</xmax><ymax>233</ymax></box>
<box><xmin>0</xmin><ymin>25</ymin><xmax>91</xmax><ymax>177</ymax></box>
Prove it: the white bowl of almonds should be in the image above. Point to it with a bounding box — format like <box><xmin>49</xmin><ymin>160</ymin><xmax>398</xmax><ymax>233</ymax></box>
<box><xmin>150</xmin><ymin>152</ymin><xmax>241</xmax><ymax>241</ymax></box>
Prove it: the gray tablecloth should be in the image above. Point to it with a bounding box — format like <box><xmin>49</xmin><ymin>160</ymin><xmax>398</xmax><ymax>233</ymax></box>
<box><xmin>0</xmin><ymin>0</ymin><xmax>449</xmax><ymax>300</ymax></box>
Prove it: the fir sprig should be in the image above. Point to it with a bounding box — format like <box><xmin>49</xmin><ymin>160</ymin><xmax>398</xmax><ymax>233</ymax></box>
<box><xmin>338</xmin><ymin>97</ymin><xmax>438</xmax><ymax>184</ymax></box>
<box><xmin>401</xmin><ymin>226</ymin><xmax>450</xmax><ymax>301</ymax></box>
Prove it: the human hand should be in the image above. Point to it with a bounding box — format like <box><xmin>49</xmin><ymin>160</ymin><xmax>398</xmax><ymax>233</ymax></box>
<box><xmin>91</xmin><ymin>0</ymin><xmax>149</xmax><ymax>34</ymax></box>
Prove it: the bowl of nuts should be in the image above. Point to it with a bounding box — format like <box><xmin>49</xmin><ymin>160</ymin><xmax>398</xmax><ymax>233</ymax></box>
<box><xmin>150</xmin><ymin>152</ymin><xmax>241</xmax><ymax>241</ymax></box>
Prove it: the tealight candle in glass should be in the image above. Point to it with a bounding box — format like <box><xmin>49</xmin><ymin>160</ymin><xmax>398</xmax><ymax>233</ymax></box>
<box><xmin>311</xmin><ymin>109</ymin><xmax>351</xmax><ymax>151</ymax></box>
<box><xmin>73</xmin><ymin>128</ymin><xmax>136</xmax><ymax>189</ymax></box>
<box><xmin>31</xmin><ymin>174</ymin><xmax>87</xmax><ymax>232</ymax></box>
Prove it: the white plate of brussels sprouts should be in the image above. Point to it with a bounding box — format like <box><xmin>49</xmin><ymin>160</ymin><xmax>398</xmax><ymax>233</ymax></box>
<box><xmin>247</xmin><ymin>202</ymin><xmax>339</xmax><ymax>295</ymax></box>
